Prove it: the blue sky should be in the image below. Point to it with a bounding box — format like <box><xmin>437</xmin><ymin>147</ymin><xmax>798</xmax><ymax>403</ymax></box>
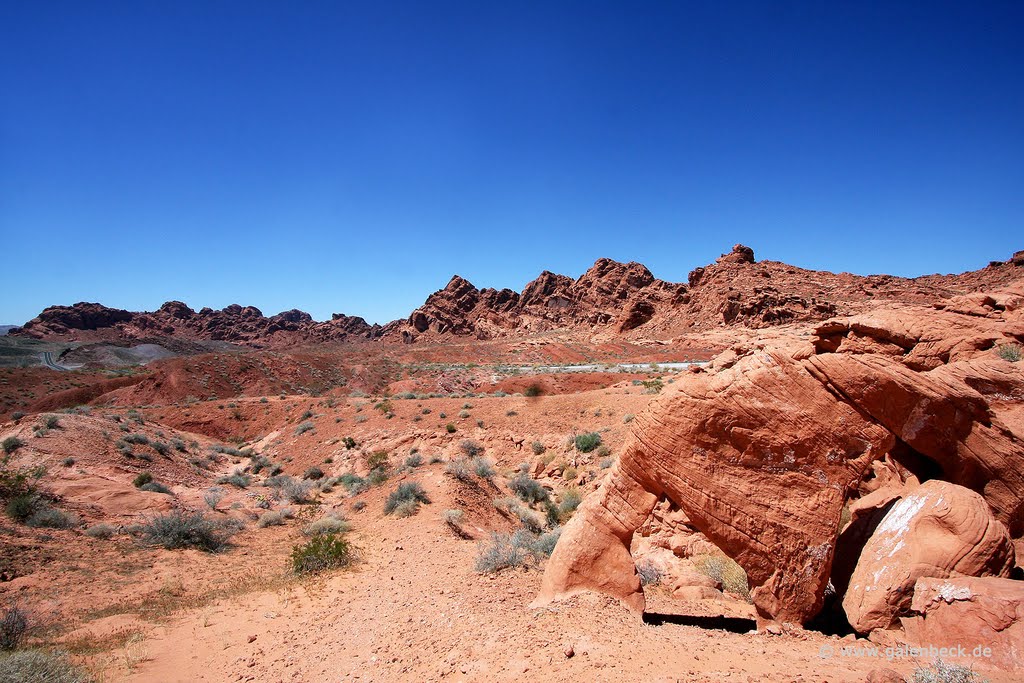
<box><xmin>2</xmin><ymin>1</ymin><xmax>1022</xmax><ymax>325</ymax></box>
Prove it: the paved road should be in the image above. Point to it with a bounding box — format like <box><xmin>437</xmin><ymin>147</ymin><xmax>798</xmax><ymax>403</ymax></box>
<box><xmin>40</xmin><ymin>351</ymin><xmax>67</xmax><ymax>371</ymax></box>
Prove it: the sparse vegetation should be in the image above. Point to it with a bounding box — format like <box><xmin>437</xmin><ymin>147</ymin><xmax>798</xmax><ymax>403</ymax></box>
<box><xmin>217</xmin><ymin>471</ymin><xmax>252</xmax><ymax>489</ymax></box>
<box><xmin>524</xmin><ymin>383</ymin><xmax>542</xmax><ymax>397</ymax></box>
<box><xmin>692</xmin><ymin>553</ymin><xmax>751</xmax><ymax>601</ymax></box>
<box><xmin>303</xmin><ymin>466</ymin><xmax>324</xmax><ymax>480</ymax></box>
<box><xmin>294</xmin><ymin>421</ymin><xmax>315</xmax><ymax>436</ymax></box>
<box><xmin>26</xmin><ymin>508</ymin><xmax>79</xmax><ymax>529</ymax></box>
<box><xmin>637</xmin><ymin>560</ymin><xmax>663</xmax><ymax>586</ymax></box>
<box><xmin>0</xmin><ymin>649</ymin><xmax>90</xmax><ymax>683</ymax></box>
<box><xmin>530</xmin><ymin>441</ymin><xmax>545</xmax><ymax>455</ymax></box>
<box><xmin>912</xmin><ymin>660</ymin><xmax>989</xmax><ymax>683</ymax></box>
<box><xmin>290</xmin><ymin>533</ymin><xmax>353</xmax><ymax>574</ymax></box>
<box><xmin>507</xmin><ymin>473</ymin><xmax>549</xmax><ymax>504</ymax></box>
<box><xmin>474</xmin><ymin>527</ymin><xmax>561</xmax><ymax>573</ymax></box>
<box><xmin>574</xmin><ymin>432</ymin><xmax>602</xmax><ymax>453</ymax></box>
<box><xmin>85</xmin><ymin>523</ymin><xmax>116</xmax><ymax>539</ymax></box>
<box><xmin>134</xmin><ymin>510</ymin><xmax>238</xmax><ymax>552</ymax></box>
<box><xmin>384</xmin><ymin>481</ymin><xmax>431</xmax><ymax>516</ymax></box>
<box><xmin>459</xmin><ymin>439</ymin><xmax>483</xmax><ymax>458</ymax></box>
<box><xmin>445</xmin><ymin>423</ymin><xmax>457</xmax><ymax>433</ymax></box>
<box><xmin>257</xmin><ymin>508</ymin><xmax>294</xmax><ymax>527</ymax></box>
<box><xmin>303</xmin><ymin>514</ymin><xmax>351</xmax><ymax>536</ymax></box>
<box><xmin>1</xmin><ymin>605</ymin><xmax>28</xmax><ymax>651</ymax></box>
<box><xmin>1</xmin><ymin>437</ymin><xmax>23</xmax><ymax>455</ymax></box>
<box><xmin>404</xmin><ymin>454</ymin><xmax>423</xmax><ymax>468</ymax></box>
<box><xmin>997</xmin><ymin>343</ymin><xmax>1022</xmax><ymax>362</ymax></box>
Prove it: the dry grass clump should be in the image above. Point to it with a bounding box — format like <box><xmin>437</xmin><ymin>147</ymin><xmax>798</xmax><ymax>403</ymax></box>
<box><xmin>692</xmin><ymin>553</ymin><xmax>751</xmax><ymax>601</ymax></box>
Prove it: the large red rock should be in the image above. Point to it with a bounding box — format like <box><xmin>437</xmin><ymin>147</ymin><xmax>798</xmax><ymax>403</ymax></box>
<box><xmin>843</xmin><ymin>480</ymin><xmax>1014</xmax><ymax>634</ymax></box>
<box><xmin>902</xmin><ymin>576</ymin><xmax>1024</xmax><ymax>671</ymax></box>
<box><xmin>535</xmin><ymin>280</ymin><xmax>1024</xmax><ymax>626</ymax></box>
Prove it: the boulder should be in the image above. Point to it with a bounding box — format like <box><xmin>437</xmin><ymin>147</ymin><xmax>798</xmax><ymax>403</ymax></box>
<box><xmin>843</xmin><ymin>481</ymin><xmax>1015</xmax><ymax>634</ymax></box>
<box><xmin>534</xmin><ymin>281</ymin><xmax>1024</xmax><ymax>626</ymax></box>
<box><xmin>902</xmin><ymin>576</ymin><xmax>1024</xmax><ymax>671</ymax></box>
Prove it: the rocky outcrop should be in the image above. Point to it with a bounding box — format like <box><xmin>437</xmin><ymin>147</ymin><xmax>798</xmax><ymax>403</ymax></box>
<box><xmin>10</xmin><ymin>301</ymin><xmax>382</xmax><ymax>347</ymax></box>
<box><xmin>535</xmin><ymin>280</ymin><xmax>1024</xmax><ymax>626</ymax></box>
<box><xmin>843</xmin><ymin>481</ymin><xmax>1014</xmax><ymax>633</ymax></box>
<box><xmin>903</xmin><ymin>576</ymin><xmax>1024</xmax><ymax>671</ymax></box>
<box><xmin>394</xmin><ymin>258</ymin><xmax>687</xmax><ymax>342</ymax></box>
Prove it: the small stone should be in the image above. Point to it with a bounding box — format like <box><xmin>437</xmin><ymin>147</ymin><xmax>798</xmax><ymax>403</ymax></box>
<box><xmin>247</xmin><ymin>635</ymin><xmax>257</xmax><ymax>643</ymax></box>
<box><xmin>563</xmin><ymin>645</ymin><xmax>575</xmax><ymax>658</ymax></box>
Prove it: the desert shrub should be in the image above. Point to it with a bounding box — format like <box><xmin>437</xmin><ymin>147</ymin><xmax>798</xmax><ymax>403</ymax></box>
<box><xmin>85</xmin><ymin>523</ymin><xmax>116</xmax><ymax>539</ymax></box>
<box><xmin>997</xmin><ymin>343</ymin><xmax>1022</xmax><ymax>362</ymax></box>
<box><xmin>257</xmin><ymin>508</ymin><xmax>294</xmax><ymax>528</ymax></box>
<box><xmin>122</xmin><ymin>433</ymin><xmax>149</xmax><ymax>445</ymax></box>
<box><xmin>132</xmin><ymin>472</ymin><xmax>153</xmax><ymax>488</ymax></box>
<box><xmin>445</xmin><ymin>423</ymin><xmax>457</xmax><ymax>433</ymax></box>
<box><xmin>562</xmin><ymin>466</ymin><xmax>578</xmax><ymax>480</ymax></box>
<box><xmin>693</xmin><ymin>553</ymin><xmax>751</xmax><ymax>601</ymax></box>
<box><xmin>5</xmin><ymin>494</ymin><xmax>40</xmax><ymax>523</ymax></box>
<box><xmin>600</xmin><ymin>457</ymin><xmax>615</xmax><ymax>469</ymax></box>
<box><xmin>404</xmin><ymin>454</ymin><xmax>423</xmax><ymax>468</ymax></box>
<box><xmin>530</xmin><ymin>441</ymin><xmax>545</xmax><ymax>456</ymax></box>
<box><xmin>458</xmin><ymin>410</ymin><xmax>470</xmax><ymax>419</ymax></box>
<box><xmin>294</xmin><ymin>422</ymin><xmax>315</xmax><ymax>436</ymax></box>
<box><xmin>10</xmin><ymin>412</ymin><xmax>24</xmax><ymax>422</ymax></box>
<box><xmin>303</xmin><ymin>467</ymin><xmax>324</xmax><ymax>480</ymax></box>
<box><xmin>135</xmin><ymin>510</ymin><xmax>236</xmax><ymax>552</ymax></box>
<box><xmin>622</xmin><ymin>413</ymin><xmax>635</xmax><ymax>423</ymax></box>
<box><xmin>524</xmin><ymin>383</ymin><xmax>542</xmax><ymax>397</ymax></box>
<box><xmin>171</xmin><ymin>438</ymin><xmax>187</xmax><ymax>452</ymax></box>
<box><xmin>443</xmin><ymin>509</ymin><xmax>466</xmax><ymax>535</ymax></box>
<box><xmin>303</xmin><ymin>515</ymin><xmax>351</xmax><ymax>536</ymax></box>
<box><xmin>26</xmin><ymin>507</ymin><xmax>79</xmax><ymax>529</ymax></box>
<box><xmin>300</xmin><ymin>409</ymin><xmax>314</xmax><ymax>420</ymax></box>
<box><xmin>352</xmin><ymin>500</ymin><xmax>366</xmax><ymax>511</ymax></box>
<box><xmin>445</xmin><ymin>458</ymin><xmax>473</xmax><ymax>483</ymax></box>
<box><xmin>507</xmin><ymin>473</ymin><xmax>549</xmax><ymax>504</ymax></box>
<box><xmin>0</xmin><ymin>649</ymin><xmax>90</xmax><ymax>683</ymax></box>
<box><xmin>472</xmin><ymin>457</ymin><xmax>495</xmax><ymax>480</ymax></box>
<box><xmin>636</xmin><ymin>560</ymin><xmax>663</xmax><ymax>586</ymax></box>
<box><xmin>342</xmin><ymin>437</ymin><xmax>357</xmax><ymax>449</ymax></box>
<box><xmin>139</xmin><ymin>481</ymin><xmax>172</xmax><ymax>495</ymax></box>
<box><xmin>574</xmin><ymin>432</ymin><xmax>602</xmax><ymax>453</ymax></box>
<box><xmin>384</xmin><ymin>482</ymin><xmax>431</xmax><ymax>516</ymax></box>
<box><xmin>42</xmin><ymin>415</ymin><xmax>60</xmax><ymax>430</ymax></box>
<box><xmin>217</xmin><ymin>471</ymin><xmax>251</xmax><ymax>489</ymax></box>
<box><xmin>290</xmin><ymin>533</ymin><xmax>353</xmax><ymax>574</ymax></box>
<box><xmin>1</xmin><ymin>437</ymin><xmax>23</xmax><ymax>455</ymax></box>
<box><xmin>267</xmin><ymin>476</ymin><xmax>314</xmax><ymax>503</ymax></box>
<box><xmin>0</xmin><ymin>605</ymin><xmax>28</xmax><ymax>651</ymax></box>
<box><xmin>339</xmin><ymin>473</ymin><xmax>368</xmax><ymax>495</ymax></box>
<box><xmin>203</xmin><ymin>487</ymin><xmax>225</xmax><ymax>510</ymax></box>
<box><xmin>912</xmin><ymin>660</ymin><xmax>989</xmax><ymax>683</ymax></box>
<box><xmin>475</xmin><ymin>532</ymin><xmax>528</xmax><ymax>573</ymax></box>
<box><xmin>559</xmin><ymin>488</ymin><xmax>582</xmax><ymax>517</ymax></box>
<box><xmin>366</xmin><ymin>467</ymin><xmax>389</xmax><ymax>486</ymax></box>
<box><xmin>459</xmin><ymin>440</ymin><xmax>483</xmax><ymax>458</ymax></box>
<box><xmin>366</xmin><ymin>451</ymin><xmax>390</xmax><ymax>470</ymax></box>
<box><xmin>151</xmin><ymin>440</ymin><xmax>169</xmax><ymax>456</ymax></box>
<box><xmin>595</xmin><ymin>444</ymin><xmax>611</xmax><ymax>458</ymax></box>
<box><xmin>531</xmin><ymin>527</ymin><xmax>561</xmax><ymax>557</ymax></box>
<box><xmin>61</xmin><ymin>457</ymin><xmax>75</xmax><ymax>467</ymax></box>
<box><xmin>374</xmin><ymin>400</ymin><xmax>394</xmax><ymax>415</ymax></box>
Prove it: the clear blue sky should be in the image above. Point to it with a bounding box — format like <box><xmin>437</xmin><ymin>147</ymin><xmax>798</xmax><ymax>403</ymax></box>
<box><xmin>2</xmin><ymin>2</ymin><xmax>1021</xmax><ymax>325</ymax></box>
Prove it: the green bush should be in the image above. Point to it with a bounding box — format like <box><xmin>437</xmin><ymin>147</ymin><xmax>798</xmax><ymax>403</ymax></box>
<box><xmin>475</xmin><ymin>532</ymin><xmax>528</xmax><ymax>573</ymax></box>
<box><xmin>1</xmin><ymin>437</ymin><xmax>23</xmax><ymax>455</ymax></box>
<box><xmin>574</xmin><ymin>432</ymin><xmax>602</xmax><ymax>453</ymax></box>
<box><xmin>558</xmin><ymin>488</ymin><xmax>582</xmax><ymax>518</ymax></box>
<box><xmin>134</xmin><ymin>510</ymin><xmax>237</xmax><ymax>552</ymax></box>
<box><xmin>445</xmin><ymin>423</ymin><xmax>457</xmax><ymax>434</ymax></box>
<box><xmin>404</xmin><ymin>454</ymin><xmax>423</xmax><ymax>468</ymax></box>
<box><xmin>524</xmin><ymin>384</ymin><xmax>542</xmax><ymax>397</ymax></box>
<box><xmin>303</xmin><ymin>467</ymin><xmax>324</xmax><ymax>480</ymax></box>
<box><xmin>132</xmin><ymin>472</ymin><xmax>153</xmax><ymax>488</ymax></box>
<box><xmin>530</xmin><ymin>441</ymin><xmax>545</xmax><ymax>455</ymax></box>
<box><xmin>692</xmin><ymin>553</ymin><xmax>751</xmax><ymax>602</ymax></box>
<box><xmin>294</xmin><ymin>422</ymin><xmax>315</xmax><ymax>436</ymax></box>
<box><xmin>41</xmin><ymin>415</ymin><xmax>60</xmax><ymax>430</ymax></box>
<box><xmin>472</xmin><ymin>457</ymin><xmax>495</xmax><ymax>480</ymax></box>
<box><xmin>997</xmin><ymin>343</ymin><xmax>1022</xmax><ymax>362</ymax></box>
<box><xmin>26</xmin><ymin>508</ymin><xmax>79</xmax><ymax>529</ymax></box>
<box><xmin>139</xmin><ymin>481</ymin><xmax>172</xmax><ymax>495</ymax></box>
<box><xmin>0</xmin><ymin>649</ymin><xmax>90</xmax><ymax>682</ymax></box>
<box><xmin>384</xmin><ymin>482</ymin><xmax>431</xmax><ymax>516</ymax></box>
<box><xmin>290</xmin><ymin>533</ymin><xmax>353</xmax><ymax>574</ymax></box>
<box><xmin>459</xmin><ymin>440</ymin><xmax>483</xmax><ymax>458</ymax></box>
<box><xmin>217</xmin><ymin>471</ymin><xmax>251</xmax><ymax>489</ymax></box>
<box><xmin>5</xmin><ymin>494</ymin><xmax>39</xmax><ymax>522</ymax></box>
<box><xmin>507</xmin><ymin>473</ymin><xmax>549</xmax><ymax>504</ymax></box>
<box><xmin>123</xmin><ymin>433</ymin><xmax>149</xmax><ymax>445</ymax></box>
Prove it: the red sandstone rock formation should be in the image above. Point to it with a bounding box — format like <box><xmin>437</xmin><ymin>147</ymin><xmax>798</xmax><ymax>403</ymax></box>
<box><xmin>843</xmin><ymin>480</ymin><xmax>1014</xmax><ymax>634</ymax></box>
<box><xmin>535</xmin><ymin>280</ymin><xmax>1024</xmax><ymax>627</ymax></box>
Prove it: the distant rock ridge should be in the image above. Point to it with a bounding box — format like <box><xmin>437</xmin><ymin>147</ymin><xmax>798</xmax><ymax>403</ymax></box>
<box><xmin>11</xmin><ymin>244</ymin><xmax>1024</xmax><ymax>347</ymax></box>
